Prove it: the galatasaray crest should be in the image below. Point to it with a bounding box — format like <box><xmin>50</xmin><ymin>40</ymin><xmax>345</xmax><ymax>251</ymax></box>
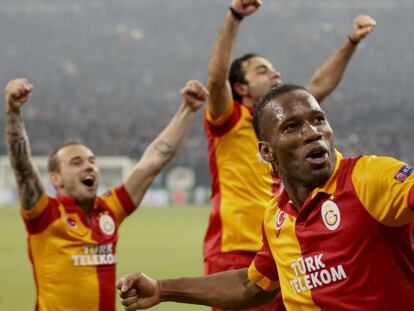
<box><xmin>99</xmin><ymin>214</ymin><xmax>115</xmax><ymax>236</ymax></box>
<box><xmin>321</xmin><ymin>200</ymin><xmax>341</xmax><ymax>231</ymax></box>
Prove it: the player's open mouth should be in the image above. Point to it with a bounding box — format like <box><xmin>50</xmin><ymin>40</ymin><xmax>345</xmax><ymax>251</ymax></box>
<box><xmin>271</xmin><ymin>79</ymin><xmax>282</xmax><ymax>88</ymax></box>
<box><xmin>81</xmin><ymin>176</ymin><xmax>95</xmax><ymax>187</ymax></box>
<box><xmin>305</xmin><ymin>147</ymin><xmax>328</xmax><ymax>166</ymax></box>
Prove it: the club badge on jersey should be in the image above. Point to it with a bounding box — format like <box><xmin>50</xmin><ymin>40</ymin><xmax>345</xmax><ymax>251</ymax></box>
<box><xmin>321</xmin><ymin>200</ymin><xmax>341</xmax><ymax>231</ymax></box>
<box><xmin>99</xmin><ymin>214</ymin><xmax>115</xmax><ymax>236</ymax></box>
<box><xmin>275</xmin><ymin>209</ymin><xmax>287</xmax><ymax>237</ymax></box>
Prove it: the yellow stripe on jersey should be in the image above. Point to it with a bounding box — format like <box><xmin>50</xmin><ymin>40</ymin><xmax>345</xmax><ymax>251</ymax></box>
<box><xmin>263</xmin><ymin>203</ymin><xmax>318</xmax><ymax>310</ymax></box>
<box><xmin>205</xmin><ymin>99</ymin><xmax>235</xmax><ymax>125</ymax></box>
<box><xmin>352</xmin><ymin>155</ymin><xmax>414</xmax><ymax>226</ymax></box>
<box><xmin>248</xmin><ymin>262</ymin><xmax>279</xmax><ymax>291</ymax></box>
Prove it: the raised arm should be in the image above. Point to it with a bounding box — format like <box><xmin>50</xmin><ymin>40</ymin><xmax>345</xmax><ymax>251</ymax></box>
<box><xmin>117</xmin><ymin>268</ymin><xmax>279</xmax><ymax>310</ymax></box>
<box><xmin>5</xmin><ymin>78</ymin><xmax>45</xmax><ymax>210</ymax></box>
<box><xmin>124</xmin><ymin>80</ymin><xmax>208</xmax><ymax>207</ymax></box>
<box><xmin>306</xmin><ymin>15</ymin><xmax>377</xmax><ymax>103</ymax></box>
<box><xmin>207</xmin><ymin>0</ymin><xmax>262</xmax><ymax>118</ymax></box>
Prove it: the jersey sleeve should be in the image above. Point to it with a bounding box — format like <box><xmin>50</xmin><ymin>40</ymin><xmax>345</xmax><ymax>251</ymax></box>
<box><xmin>248</xmin><ymin>224</ymin><xmax>279</xmax><ymax>291</ymax></box>
<box><xmin>99</xmin><ymin>185</ymin><xmax>136</xmax><ymax>225</ymax></box>
<box><xmin>204</xmin><ymin>100</ymin><xmax>241</xmax><ymax>136</ymax></box>
<box><xmin>352</xmin><ymin>155</ymin><xmax>414</xmax><ymax>226</ymax></box>
<box><xmin>20</xmin><ymin>193</ymin><xmax>61</xmax><ymax>234</ymax></box>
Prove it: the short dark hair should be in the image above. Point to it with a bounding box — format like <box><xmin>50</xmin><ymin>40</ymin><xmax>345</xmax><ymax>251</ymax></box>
<box><xmin>229</xmin><ymin>53</ymin><xmax>258</xmax><ymax>101</ymax></box>
<box><xmin>48</xmin><ymin>140</ymin><xmax>85</xmax><ymax>172</ymax></box>
<box><xmin>253</xmin><ymin>84</ymin><xmax>308</xmax><ymax>141</ymax></box>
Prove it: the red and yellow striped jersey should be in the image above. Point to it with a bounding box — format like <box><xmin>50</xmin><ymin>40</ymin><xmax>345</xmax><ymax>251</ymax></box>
<box><xmin>203</xmin><ymin>100</ymin><xmax>281</xmax><ymax>258</ymax></box>
<box><xmin>248</xmin><ymin>151</ymin><xmax>414</xmax><ymax>310</ymax></box>
<box><xmin>20</xmin><ymin>185</ymin><xmax>136</xmax><ymax>311</ymax></box>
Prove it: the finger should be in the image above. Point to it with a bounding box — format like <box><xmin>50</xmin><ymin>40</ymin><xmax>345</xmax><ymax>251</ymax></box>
<box><xmin>201</xmin><ymin>85</ymin><xmax>209</xmax><ymax>97</ymax></box>
<box><xmin>355</xmin><ymin>15</ymin><xmax>377</xmax><ymax>27</ymax></box>
<box><xmin>180</xmin><ymin>80</ymin><xmax>194</xmax><ymax>95</ymax></box>
<box><xmin>244</xmin><ymin>0</ymin><xmax>259</xmax><ymax>6</ymax></box>
<box><xmin>120</xmin><ymin>288</ymin><xmax>137</xmax><ymax>299</ymax></box>
<box><xmin>360</xmin><ymin>25</ymin><xmax>376</xmax><ymax>34</ymax></box>
<box><xmin>253</xmin><ymin>0</ymin><xmax>262</xmax><ymax>8</ymax></box>
<box><xmin>121</xmin><ymin>295</ymin><xmax>139</xmax><ymax>307</ymax></box>
<box><xmin>125</xmin><ymin>301</ymin><xmax>143</xmax><ymax>311</ymax></box>
<box><xmin>119</xmin><ymin>288</ymin><xmax>138</xmax><ymax>299</ymax></box>
<box><xmin>116</xmin><ymin>279</ymin><xmax>124</xmax><ymax>290</ymax></box>
<box><xmin>181</xmin><ymin>80</ymin><xmax>199</xmax><ymax>96</ymax></box>
<box><xmin>184</xmin><ymin>90</ymin><xmax>205</xmax><ymax>101</ymax></box>
<box><xmin>189</xmin><ymin>80</ymin><xmax>209</xmax><ymax>96</ymax></box>
<box><xmin>117</xmin><ymin>278</ymin><xmax>133</xmax><ymax>293</ymax></box>
<box><xmin>25</xmin><ymin>83</ymin><xmax>34</xmax><ymax>92</ymax></box>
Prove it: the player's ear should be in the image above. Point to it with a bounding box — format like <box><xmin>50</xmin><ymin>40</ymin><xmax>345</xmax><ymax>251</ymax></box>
<box><xmin>233</xmin><ymin>83</ymin><xmax>249</xmax><ymax>99</ymax></box>
<box><xmin>259</xmin><ymin>141</ymin><xmax>277</xmax><ymax>164</ymax></box>
<box><xmin>49</xmin><ymin>172</ymin><xmax>63</xmax><ymax>189</ymax></box>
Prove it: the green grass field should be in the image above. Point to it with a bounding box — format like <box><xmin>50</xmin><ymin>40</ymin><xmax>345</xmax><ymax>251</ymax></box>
<box><xmin>0</xmin><ymin>204</ymin><xmax>211</xmax><ymax>310</ymax></box>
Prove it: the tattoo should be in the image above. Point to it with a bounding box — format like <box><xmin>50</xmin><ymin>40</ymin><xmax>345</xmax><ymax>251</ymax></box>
<box><xmin>19</xmin><ymin>178</ymin><xmax>45</xmax><ymax>209</ymax></box>
<box><xmin>5</xmin><ymin>112</ymin><xmax>44</xmax><ymax>210</ymax></box>
<box><xmin>154</xmin><ymin>140</ymin><xmax>174</xmax><ymax>158</ymax></box>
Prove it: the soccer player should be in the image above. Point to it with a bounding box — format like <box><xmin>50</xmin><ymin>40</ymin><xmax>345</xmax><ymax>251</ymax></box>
<box><xmin>203</xmin><ymin>0</ymin><xmax>376</xmax><ymax>309</ymax></box>
<box><xmin>117</xmin><ymin>84</ymin><xmax>414</xmax><ymax>311</ymax></box>
<box><xmin>4</xmin><ymin>78</ymin><xmax>208</xmax><ymax>311</ymax></box>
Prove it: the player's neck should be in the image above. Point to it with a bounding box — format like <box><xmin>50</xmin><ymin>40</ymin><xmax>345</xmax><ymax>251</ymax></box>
<box><xmin>78</xmin><ymin>199</ymin><xmax>95</xmax><ymax>216</ymax></box>
<box><xmin>241</xmin><ymin>97</ymin><xmax>255</xmax><ymax>108</ymax></box>
<box><xmin>279</xmin><ymin>178</ymin><xmax>314</xmax><ymax>212</ymax></box>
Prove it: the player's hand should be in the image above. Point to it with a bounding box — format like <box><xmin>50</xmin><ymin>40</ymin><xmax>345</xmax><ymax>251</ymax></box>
<box><xmin>181</xmin><ymin>80</ymin><xmax>209</xmax><ymax>112</ymax></box>
<box><xmin>349</xmin><ymin>15</ymin><xmax>376</xmax><ymax>43</ymax></box>
<box><xmin>231</xmin><ymin>0</ymin><xmax>262</xmax><ymax>18</ymax></box>
<box><xmin>117</xmin><ymin>272</ymin><xmax>161</xmax><ymax>310</ymax></box>
<box><xmin>5</xmin><ymin>78</ymin><xmax>33</xmax><ymax>113</ymax></box>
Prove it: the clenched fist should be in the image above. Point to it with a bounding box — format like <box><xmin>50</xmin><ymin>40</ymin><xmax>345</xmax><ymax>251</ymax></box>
<box><xmin>349</xmin><ymin>15</ymin><xmax>377</xmax><ymax>43</ymax></box>
<box><xmin>230</xmin><ymin>0</ymin><xmax>262</xmax><ymax>18</ymax></box>
<box><xmin>5</xmin><ymin>78</ymin><xmax>33</xmax><ymax>113</ymax></box>
<box><xmin>117</xmin><ymin>272</ymin><xmax>160</xmax><ymax>310</ymax></box>
<box><xmin>181</xmin><ymin>80</ymin><xmax>209</xmax><ymax>112</ymax></box>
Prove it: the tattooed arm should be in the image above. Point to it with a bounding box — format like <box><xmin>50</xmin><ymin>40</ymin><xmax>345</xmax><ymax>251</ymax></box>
<box><xmin>5</xmin><ymin>79</ymin><xmax>45</xmax><ymax>210</ymax></box>
<box><xmin>124</xmin><ymin>80</ymin><xmax>208</xmax><ymax>207</ymax></box>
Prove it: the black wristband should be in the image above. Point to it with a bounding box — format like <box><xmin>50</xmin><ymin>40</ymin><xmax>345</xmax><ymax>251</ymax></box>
<box><xmin>348</xmin><ymin>35</ymin><xmax>360</xmax><ymax>45</ymax></box>
<box><xmin>229</xmin><ymin>7</ymin><xmax>244</xmax><ymax>21</ymax></box>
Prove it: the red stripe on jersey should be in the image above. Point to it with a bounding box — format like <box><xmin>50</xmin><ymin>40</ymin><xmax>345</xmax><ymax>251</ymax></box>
<box><xmin>115</xmin><ymin>185</ymin><xmax>136</xmax><ymax>216</ymax></box>
<box><xmin>254</xmin><ymin>225</ymin><xmax>279</xmax><ymax>281</ymax></box>
<box><xmin>91</xmin><ymin>199</ymin><xmax>118</xmax><ymax>244</ymax></box>
<box><xmin>97</xmin><ymin>264</ymin><xmax>116</xmax><ymax>311</ymax></box>
<box><xmin>204</xmin><ymin>102</ymin><xmax>242</xmax><ymax>137</ymax></box>
<box><xmin>91</xmin><ymin>199</ymin><xmax>118</xmax><ymax>310</ymax></box>
<box><xmin>24</xmin><ymin>199</ymin><xmax>61</xmax><ymax>234</ymax></box>
<box><xmin>203</xmin><ymin>120</ymin><xmax>223</xmax><ymax>258</ymax></box>
<box><xmin>407</xmin><ymin>185</ymin><xmax>414</xmax><ymax>212</ymax></box>
<box><xmin>203</xmin><ymin>193</ymin><xmax>222</xmax><ymax>258</ymax></box>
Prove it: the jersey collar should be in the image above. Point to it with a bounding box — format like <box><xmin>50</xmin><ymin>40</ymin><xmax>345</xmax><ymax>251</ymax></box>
<box><xmin>56</xmin><ymin>194</ymin><xmax>99</xmax><ymax>211</ymax></box>
<box><xmin>276</xmin><ymin>149</ymin><xmax>343</xmax><ymax>215</ymax></box>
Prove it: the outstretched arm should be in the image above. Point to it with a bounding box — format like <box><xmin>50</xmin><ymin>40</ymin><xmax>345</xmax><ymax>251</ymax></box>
<box><xmin>117</xmin><ymin>268</ymin><xmax>279</xmax><ymax>310</ymax></box>
<box><xmin>5</xmin><ymin>78</ymin><xmax>45</xmax><ymax>210</ymax></box>
<box><xmin>207</xmin><ymin>0</ymin><xmax>262</xmax><ymax>118</ymax></box>
<box><xmin>306</xmin><ymin>15</ymin><xmax>376</xmax><ymax>103</ymax></box>
<box><xmin>124</xmin><ymin>80</ymin><xmax>208</xmax><ymax>207</ymax></box>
